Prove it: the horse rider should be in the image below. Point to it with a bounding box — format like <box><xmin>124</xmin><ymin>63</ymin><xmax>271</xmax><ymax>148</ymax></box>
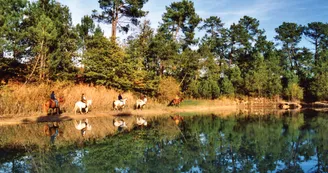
<box><xmin>118</xmin><ymin>93</ymin><xmax>123</xmax><ymax>102</ymax></box>
<box><xmin>81</xmin><ymin>93</ymin><xmax>87</xmax><ymax>108</ymax></box>
<box><xmin>50</xmin><ymin>91</ymin><xmax>59</xmax><ymax>107</ymax></box>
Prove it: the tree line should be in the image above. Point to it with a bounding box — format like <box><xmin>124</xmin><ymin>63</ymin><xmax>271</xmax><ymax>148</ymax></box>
<box><xmin>1</xmin><ymin>0</ymin><xmax>328</xmax><ymax>101</ymax></box>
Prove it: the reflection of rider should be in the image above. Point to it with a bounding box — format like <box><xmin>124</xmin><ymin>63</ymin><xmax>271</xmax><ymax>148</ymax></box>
<box><xmin>81</xmin><ymin>93</ymin><xmax>87</xmax><ymax>108</ymax></box>
<box><xmin>50</xmin><ymin>91</ymin><xmax>58</xmax><ymax>107</ymax></box>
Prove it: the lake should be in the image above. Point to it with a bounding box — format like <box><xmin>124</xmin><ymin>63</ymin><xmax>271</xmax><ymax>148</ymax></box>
<box><xmin>0</xmin><ymin>110</ymin><xmax>327</xmax><ymax>172</ymax></box>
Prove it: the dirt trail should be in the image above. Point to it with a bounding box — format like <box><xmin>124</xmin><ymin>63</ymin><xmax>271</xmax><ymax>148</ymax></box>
<box><xmin>0</xmin><ymin>105</ymin><xmax>238</xmax><ymax>126</ymax></box>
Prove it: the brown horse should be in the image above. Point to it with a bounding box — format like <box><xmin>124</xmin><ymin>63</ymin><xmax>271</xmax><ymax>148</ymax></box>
<box><xmin>168</xmin><ymin>98</ymin><xmax>184</xmax><ymax>107</ymax></box>
<box><xmin>43</xmin><ymin>97</ymin><xmax>64</xmax><ymax>115</ymax></box>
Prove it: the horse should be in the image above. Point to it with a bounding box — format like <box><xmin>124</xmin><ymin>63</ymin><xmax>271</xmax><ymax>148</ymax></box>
<box><xmin>168</xmin><ymin>98</ymin><xmax>184</xmax><ymax>107</ymax></box>
<box><xmin>135</xmin><ymin>97</ymin><xmax>147</xmax><ymax>110</ymax></box>
<box><xmin>113</xmin><ymin>98</ymin><xmax>127</xmax><ymax>111</ymax></box>
<box><xmin>74</xmin><ymin>100</ymin><xmax>92</xmax><ymax>114</ymax></box>
<box><xmin>43</xmin><ymin>97</ymin><xmax>64</xmax><ymax>115</ymax></box>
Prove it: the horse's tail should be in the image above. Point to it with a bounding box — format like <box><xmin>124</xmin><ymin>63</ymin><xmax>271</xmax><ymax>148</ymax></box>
<box><xmin>168</xmin><ymin>100</ymin><xmax>173</xmax><ymax>106</ymax></box>
<box><xmin>73</xmin><ymin>103</ymin><xmax>78</xmax><ymax>115</ymax></box>
<box><xmin>44</xmin><ymin>124</ymin><xmax>50</xmax><ymax>136</ymax></box>
<box><xmin>43</xmin><ymin>101</ymin><xmax>49</xmax><ymax>113</ymax></box>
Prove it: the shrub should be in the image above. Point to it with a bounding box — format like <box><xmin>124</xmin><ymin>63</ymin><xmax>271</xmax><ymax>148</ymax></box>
<box><xmin>157</xmin><ymin>77</ymin><xmax>180</xmax><ymax>103</ymax></box>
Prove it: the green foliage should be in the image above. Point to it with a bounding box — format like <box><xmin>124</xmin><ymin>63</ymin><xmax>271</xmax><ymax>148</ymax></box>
<box><xmin>92</xmin><ymin>0</ymin><xmax>149</xmax><ymax>39</ymax></box>
<box><xmin>125</xmin><ymin>20</ymin><xmax>159</xmax><ymax>95</ymax></box>
<box><xmin>309</xmin><ymin>61</ymin><xmax>328</xmax><ymax>100</ymax></box>
<box><xmin>220</xmin><ymin>77</ymin><xmax>235</xmax><ymax>97</ymax></box>
<box><xmin>244</xmin><ymin>53</ymin><xmax>268</xmax><ymax>96</ymax></box>
<box><xmin>1</xmin><ymin>1</ymin><xmax>328</xmax><ymax>102</ymax></box>
<box><xmin>185</xmin><ymin>79</ymin><xmax>200</xmax><ymax>98</ymax></box>
<box><xmin>84</xmin><ymin>31</ymin><xmax>131</xmax><ymax>89</ymax></box>
<box><xmin>285</xmin><ymin>83</ymin><xmax>304</xmax><ymax>101</ymax></box>
<box><xmin>161</xmin><ymin>0</ymin><xmax>201</xmax><ymax>46</ymax></box>
<box><xmin>198</xmin><ymin>78</ymin><xmax>220</xmax><ymax>99</ymax></box>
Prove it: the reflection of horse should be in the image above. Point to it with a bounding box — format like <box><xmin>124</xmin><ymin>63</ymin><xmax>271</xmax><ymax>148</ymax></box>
<box><xmin>170</xmin><ymin>115</ymin><xmax>184</xmax><ymax>125</ymax></box>
<box><xmin>113</xmin><ymin>98</ymin><xmax>127</xmax><ymax>111</ymax></box>
<box><xmin>168</xmin><ymin>98</ymin><xmax>184</xmax><ymax>107</ymax></box>
<box><xmin>74</xmin><ymin>100</ymin><xmax>92</xmax><ymax>114</ymax></box>
<box><xmin>44</xmin><ymin>122</ymin><xmax>62</xmax><ymax>144</ymax></box>
<box><xmin>113</xmin><ymin>118</ymin><xmax>127</xmax><ymax>132</ymax></box>
<box><xmin>43</xmin><ymin>97</ymin><xmax>64</xmax><ymax>115</ymax></box>
<box><xmin>135</xmin><ymin>97</ymin><xmax>147</xmax><ymax>110</ymax></box>
<box><xmin>136</xmin><ymin>117</ymin><xmax>147</xmax><ymax>126</ymax></box>
<box><xmin>74</xmin><ymin>119</ymin><xmax>92</xmax><ymax>136</ymax></box>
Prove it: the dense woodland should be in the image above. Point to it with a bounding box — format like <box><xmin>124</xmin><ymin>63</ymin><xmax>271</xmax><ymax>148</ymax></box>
<box><xmin>1</xmin><ymin>0</ymin><xmax>328</xmax><ymax>102</ymax></box>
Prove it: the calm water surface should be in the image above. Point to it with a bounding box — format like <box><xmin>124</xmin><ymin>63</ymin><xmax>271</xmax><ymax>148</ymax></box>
<box><xmin>0</xmin><ymin>110</ymin><xmax>327</xmax><ymax>173</ymax></box>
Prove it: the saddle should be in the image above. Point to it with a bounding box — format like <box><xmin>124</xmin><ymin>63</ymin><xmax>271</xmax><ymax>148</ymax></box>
<box><xmin>50</xmin><ymin>99</ymin><xmax>58</xmax><ymax>107</ymax></box>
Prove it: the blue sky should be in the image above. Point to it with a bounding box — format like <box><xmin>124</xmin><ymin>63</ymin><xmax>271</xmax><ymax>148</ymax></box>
<box><xmin>58</xmin><ymin>0</ymin><xmax>328</xmax><ymax>48</ymax></box>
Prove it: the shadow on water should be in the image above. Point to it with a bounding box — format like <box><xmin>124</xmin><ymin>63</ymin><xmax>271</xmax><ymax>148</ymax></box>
<box><xmin>0</xmin><ymin>110</ymin><xmax>328</xmax><ymax>172</ymax></box>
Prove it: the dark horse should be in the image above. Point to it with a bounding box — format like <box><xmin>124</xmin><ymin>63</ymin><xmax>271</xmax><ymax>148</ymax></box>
<box><xmin>43</xmin><ymin>97</ymin><xmax>64</xmax><ymax>115</ymax></box>
<box><xmin>168</xmin><ymin>98</ymin><xmax>184</xmax><ymax>107</ymax></box>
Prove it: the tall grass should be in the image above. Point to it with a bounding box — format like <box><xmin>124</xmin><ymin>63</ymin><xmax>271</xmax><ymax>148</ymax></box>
<box><xmin>0</xmin><ymin>82</ymin><xmax>139</xmax><ymax>117</ymax></box>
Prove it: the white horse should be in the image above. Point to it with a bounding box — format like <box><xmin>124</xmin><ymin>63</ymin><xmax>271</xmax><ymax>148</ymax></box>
<box><xmin>135</xmin><ymin>97</ymin><xmax>147</xmax><ymax>110</ymax></box>
<box><xmin>74</xmin><ymin>100</ymin><xmax>92</xmax><ymax>114</ymax></box>
<box><xmin>113</xmin><ymin>98</ymin><xmax>127</xmax><ymax>111</ymax></box>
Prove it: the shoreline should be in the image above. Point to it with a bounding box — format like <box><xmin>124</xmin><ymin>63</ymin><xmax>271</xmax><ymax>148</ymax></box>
<box><xmin>0</xmin><ymin>105</ymin><xmax>240</xmax><ymax>126</ymax></box>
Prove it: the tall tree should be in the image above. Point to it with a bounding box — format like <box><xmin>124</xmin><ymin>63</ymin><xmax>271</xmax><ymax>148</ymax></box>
<box><xmin>25</xmin><ymin>0</ymin><xmax>78</xmax><ymax>81</ymax></box>
<box><xmin>76</xmin><ymin>15</ymin><xmax>95</xmax><ymax>66</ymax></box>
<box><xmin>304</xmin><ymin>22</ymin><xmax>328</xmax><ymax>64</ymax></box>
<box><xmin>0</xmin><ymin>0</ymin><xmax>28</xmax><ymax>82</ymax></box>
<box><xmin>275</xmin><ymin>22</ymin><xmax>304</xmax><ymax>72</ymax></box>
<box><xmin>92</xmin><ymin>0</ymin><xmax>149</xmax><ymax>40</ymax></box>
<box><xmin>160</xmin><ymin>0</ymin><xmax>201</xmax><ymax>46</ymax></box>
<box><xmin>126</xmin><ymin>20</ymin><xmax>159</xmax><ymax>95</ymax></box>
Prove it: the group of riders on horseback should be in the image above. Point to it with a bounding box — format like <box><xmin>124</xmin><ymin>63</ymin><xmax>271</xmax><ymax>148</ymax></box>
<box><xmin>46</xmin><ymin>91</ymin><xmax>180</xmax><ymax>115</ymax></box>
<box><xmin>50</xmin><ymin>91</ymin><xmax>88</xmax><ymax>108</ymax></box>
<box><xmin>47</xmin><ymin>91</ymin><xmax>132</xmax><ymax>114</ymax></box>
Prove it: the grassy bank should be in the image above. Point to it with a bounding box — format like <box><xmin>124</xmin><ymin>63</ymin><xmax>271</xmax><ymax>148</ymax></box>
<box><xmin>0</xmin><ymin>82</ymin><xmax>160</xmax><ymax>117</ymax></box>
<box><xmin>0</xmin><ymin>82</ymin><xmax>281</xmax><ymax>119</ymax></box>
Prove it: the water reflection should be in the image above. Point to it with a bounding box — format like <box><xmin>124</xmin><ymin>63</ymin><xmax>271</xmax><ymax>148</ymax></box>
<box><xmin>0</xmin><ymin>111</ymin><xmax>327</xmax><ymax>172</ymax></box>
<box><xmin>44</xmin><ymin>122</ymin><xmax>61</xmax><ymax>145</ymax></box>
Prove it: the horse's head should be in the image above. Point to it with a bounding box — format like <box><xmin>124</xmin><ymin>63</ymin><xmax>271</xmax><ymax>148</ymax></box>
<box><xmin>59</xmin><ymin>97</ymin><xmax>65</xmax><ymax>103</ymax></box>
<box><xmin>87</xmin><ymin>100</ymin><xmax>92</xmax><ymax>106</ymax></box>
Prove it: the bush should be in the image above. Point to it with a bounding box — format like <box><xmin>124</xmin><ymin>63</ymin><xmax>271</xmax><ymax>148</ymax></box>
<box><xmin>157</xmin><ymin>77</ymin><xmax>180</xmax><ymax>103</ymax></box>
<box><xmin>284</xmin><ymin>83</ymin><xmax>303</xmax><ymax>101</ymax></box>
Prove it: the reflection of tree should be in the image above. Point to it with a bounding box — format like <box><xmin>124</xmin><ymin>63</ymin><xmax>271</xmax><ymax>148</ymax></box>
<box><xmin>1</xmin><ymin>112</ymin><xmax>328</xmax><ymax>172</ymax></box>
<box><xmin>310</xmin><ymin>114</ymin><xmax>328</xmax><ymax>173</ymax></box>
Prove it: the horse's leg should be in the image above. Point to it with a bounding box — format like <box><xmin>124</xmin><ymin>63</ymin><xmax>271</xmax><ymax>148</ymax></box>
<box><xmin>56</xmin><ymin>107</ymin><xmax>60</xmax><ymax>115</ymax></box>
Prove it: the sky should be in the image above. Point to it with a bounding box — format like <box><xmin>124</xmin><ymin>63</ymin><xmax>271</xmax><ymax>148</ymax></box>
<box><xmin>57</xmin><ymin>0</ymin><xmax>328</xmax><ymax>48</ymax></box>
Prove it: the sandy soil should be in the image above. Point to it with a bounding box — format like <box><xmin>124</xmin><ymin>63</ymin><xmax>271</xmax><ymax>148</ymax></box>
<box><xmin>0</xmin><ymin>105</ymin><xmax>239</xmax><ymax>126</ymax></box>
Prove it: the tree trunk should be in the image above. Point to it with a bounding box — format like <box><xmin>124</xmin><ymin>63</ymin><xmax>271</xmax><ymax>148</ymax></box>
<box><xmin>111</xmin><ymin>20</ymin><xmax>117</xmax><ymax>39</ymax></box>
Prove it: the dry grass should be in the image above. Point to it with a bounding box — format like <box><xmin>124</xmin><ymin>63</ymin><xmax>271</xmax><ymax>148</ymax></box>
<box><xmin>0</xmin><ymin>82</ymin><xmax>143</xmax><ymax>117</ymax></box>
